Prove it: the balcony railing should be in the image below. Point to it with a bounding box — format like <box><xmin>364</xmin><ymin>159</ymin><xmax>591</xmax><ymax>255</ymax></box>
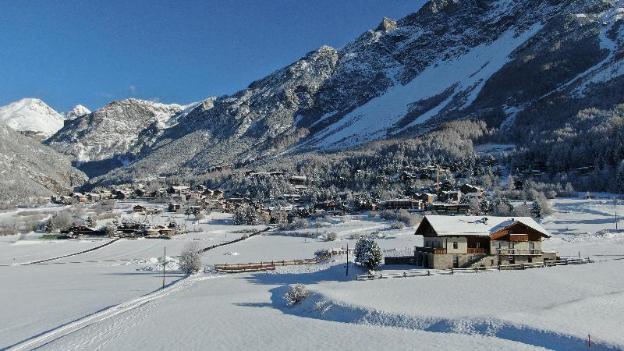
<box><xmin>467</xmin><ymin>247</ymin><xmax>486</xmax><ymax>254</ymax></box>
<box><xmin>414</xmin><ymin>247</ymin><xmax>447</xmax><ymax>254</ymax></box>
<box><xmin>496</xmin><ymin>249</ymin><xmax>541</xmax><ymax>255</ymax></box>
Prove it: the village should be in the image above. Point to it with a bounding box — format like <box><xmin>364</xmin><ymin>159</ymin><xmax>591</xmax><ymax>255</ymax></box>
<box><xmin>38</xmin><ymin>164</ymin><xmax>597</xmax><ymax>273</ymax></box>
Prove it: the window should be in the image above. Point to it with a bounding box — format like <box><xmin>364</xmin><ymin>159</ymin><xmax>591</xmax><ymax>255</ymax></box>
<box><xmin>452</xmin><ymin>242</ymin><xmax>458</xmax><ymax>249</ymax></box>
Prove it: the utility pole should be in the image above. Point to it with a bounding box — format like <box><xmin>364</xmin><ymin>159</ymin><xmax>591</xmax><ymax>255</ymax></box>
<box><xmin>615</xmin><ymin>197</ymin><xmax>619</xmax><ymax>231</ymax></box>
<box><xmin>346</xmin><ymin>242</ymin><xmax>349</xmax><ymax>277</ymax></box>
<box><xmin>436</xmin><ymin>165</ymin><xmax>440</xmax><ymax>194</ymax></box>
<box><xmin>162</xmin><ymin>246</ymin><xmax>166</xmax><ymax>290</ymax></box>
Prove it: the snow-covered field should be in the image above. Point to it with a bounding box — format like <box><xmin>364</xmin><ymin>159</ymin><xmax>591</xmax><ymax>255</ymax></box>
<box><xmin>0</xmin><ymin>197</ymin><xmax>622</xmax><ymax>350</ymax></box>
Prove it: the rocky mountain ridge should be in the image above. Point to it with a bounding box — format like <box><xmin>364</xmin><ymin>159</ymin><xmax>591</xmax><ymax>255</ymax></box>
<box><xmin>94</xmin><ymin>0</ymin><xmax>624</xmax><ymax>184</ymax></box>
<box><xmin>4</xmin><ymin>0</ymin><xmax>624</xmax><ymax>189</ymax></box>
<box><xmin>46</xmin><ymin>98</ymin><xmax>187</xmax><ymax>170</ymax></box>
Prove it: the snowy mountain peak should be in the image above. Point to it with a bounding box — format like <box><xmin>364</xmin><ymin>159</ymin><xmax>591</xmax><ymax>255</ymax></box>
<box><xmin>0</xmin><ymin>98</ymin><xmax>64</xmax><ymax>138</ymax></box>
<box><xmin>376</xmin><ymin>17</ymin><xmax>397</xmax><ymax>32</ymax></box>
<box><xmin>64</xmin><ymin>104</ymin><xmax>91</xmax><ymax>120</ymax></box>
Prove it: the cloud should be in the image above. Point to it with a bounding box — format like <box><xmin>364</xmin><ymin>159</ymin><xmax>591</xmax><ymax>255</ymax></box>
<box><xmin>128</xmin><ymin>85</ymin><xmax>137</xmax><ymax>95</ymax></box>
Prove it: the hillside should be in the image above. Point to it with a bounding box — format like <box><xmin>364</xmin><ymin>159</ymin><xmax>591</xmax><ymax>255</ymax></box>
<box><xmin>0</xmin><ymin>121</ymin><xmax>86</xmax><ymax>204</ymax></box>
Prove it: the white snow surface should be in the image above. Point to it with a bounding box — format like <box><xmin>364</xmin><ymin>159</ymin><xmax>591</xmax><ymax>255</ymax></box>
<box><xmin>423</xmin><ymin>215</ymin><xmax>549</xmax><ymax>237</ymax></box>
<box><xmin>1</xmin><ymin>197</ymin><xmax>623</xmax><ymax>350</ymax></box>
<box><xmin>0</xmin><ymin>98</ymin><xmax>64</xmax><ymax>137</ymax></box>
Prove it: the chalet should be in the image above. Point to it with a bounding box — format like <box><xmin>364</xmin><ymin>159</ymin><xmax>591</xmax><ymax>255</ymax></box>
<box><xmin>72</xmin><ymin>192</ymin><xmax>88</xmax><ymax>203</ymax></box>
<box><xmin>432</xmin><ymin>203</ymin><xmax>470</xmax><ymax>214</ymax></box>
<box><xmin>60</xmin><ymin>225</ymin><xmax>105</xmax><ymax>238</ymax></box>
<box><xmin>414</xmin><ymin>193</ymin><xmax>436</xmax><ymax>204</ymax></box>
<box><xmin>168</xmin><ymin>203</ymin><xmax>182</xmax><ymax>212</ymax></box>
<box><xmin>438</xmin><ymin>190</ymin><xmax>462</xmax><ymax>203</ymax></box>
<box><xmin>98</xmin><ymin>190</ymin><xmax>113</xmax><ymax>199</ymax></box>
<box><xmin>460</xmin><ymin>184</ymin><xmax>484</xmax><ymax>194</ymax></box>
<box><xmin>414</xmin><ymin>215</ymin><xmax>555</xmax><ymax>269</ymax></box>
<box><xmin>378</xmin><ymin>199</ymin><xmax>424</xmax><ymax>211</ymax></box>
<box><xmin>133</xmin><ymin>205</ymin><xmax>147</xmax><ymax>213</ymax></box>
<box><xmin>113</xmin><ymin>189</ymin><xmax>132</xmax><ymax>199</ymax></box>
<box><xmin>116</xmin><ymin>221</ymin><xmax>147</xmax><ymax>238</ymax></box>
<box><xmin>86</xmin><ymin>193</ymin><xmax>102</xmax><ymax>202</ymax></box>
<box><xmin>51</xmin><ymin>195</ymin><xmax>74</xmax><ymax>205</ymax></box>
<box><xmin>146</xmin><ymin>223</ymin><xmax>178</xmax><ymax>238</ymax></box>
<box><xmin>168</xmin><ymin>185</ymin><xmax>190</xmax><ymax>195</ymax></box>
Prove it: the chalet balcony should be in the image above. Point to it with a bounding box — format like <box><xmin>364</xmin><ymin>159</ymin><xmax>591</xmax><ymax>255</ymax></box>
<box><xmin>496</xmin><ymin>249</ymin><xmax>542</xmax><ymax>255</ymax></box>
<box><xmin>467</xmin><ymin>247</ymin><xmax>486</xmax><ymax>254</ymax></box>
<box><xmin>415</xmin><ymin>247</ymin><xmax>447</xmax><ymax>254</ymax></box>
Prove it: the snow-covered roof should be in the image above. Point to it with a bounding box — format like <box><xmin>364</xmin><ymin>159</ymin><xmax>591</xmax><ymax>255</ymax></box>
<box><xmin>419</xmin><ymin>215</ymin><xmax>550</xmax><ymax>237</ymax></box>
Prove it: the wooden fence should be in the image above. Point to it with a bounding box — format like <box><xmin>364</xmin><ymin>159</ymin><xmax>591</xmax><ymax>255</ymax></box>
<box><xmin>357</xmin><ymin>257</ymin><xmax>593</xmax><ymax>281</ymax></box>
<box><xmin>214</xmin><ymin>258</ymin><xmax>319</xmax><ymax>273</ymax></box>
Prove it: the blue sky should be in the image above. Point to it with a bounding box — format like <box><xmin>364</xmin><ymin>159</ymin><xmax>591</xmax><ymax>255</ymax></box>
<box><xmin>0</xmin><ymin>1</ymin><xmax>424</xmax><ymax>112</ymax></box>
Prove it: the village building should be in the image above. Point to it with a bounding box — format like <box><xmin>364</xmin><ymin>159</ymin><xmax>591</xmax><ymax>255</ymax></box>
<box><xmin>86</xmin><ymin>193</ymin><xmax>102</xmax><ymax>202</ymax></box>
<box><xmin>133</xmin><ymin>205</ymin><xmax>147</xmax><ymax>213</ymax></box>
<box><xmin>438</xmin><ymin>190</ymin><xmax>462</xmax><ymax>203</ymax></box>
<box><xmin>414</xmin><ymin>215</ymin><xmax>555</xmax><ymax>269</ymax></box>
<box><xmin>146</xmin><ymin>222</ymin><xmax>178</xmax><ymax>238</ymax></box>
<box><xmin>167</xmin><ymin>203</ymin><xmax>182</xmax><ymax>212</ymax></box>
<box><xmin>115</xmin><ymin>221</ymin><xmax>148</xmax><ymax>238</ymax></box>
<box><xmin>431</xmin><ymin>203</ymin><xmax>470</xmax><ymax>214</ymax></box>
<box><xmin>460</xmin><ymin>184</ymin><xmax>484</xmax><ymax>194</ymax></box>
<box><xmin>168</xmin><ymin>185</ymin><xmax>190</xmax><ymax>196</ymax></box>
<box><xmin>414</xmin><ymin>193</ymin><xmax>436</xmax><ymax>204</ymax></box>
<box><xmin>72</xmin><ymin>192</ymin><xmax>88</xmax><ymax>203</ymax></box>
<box><xmin>112</xmin><ymin>189</ymin><xmax>132</xmax><ymax>199</ymax></box>
<box><xmin>378</xmin><ymin>199</ymin><xmax>424</xmax><ymax>211</ymax></box>
<box><xmin>60</xmin><ymin>225</ymin><xmax>105</xmax><ymax>238</ymax></box>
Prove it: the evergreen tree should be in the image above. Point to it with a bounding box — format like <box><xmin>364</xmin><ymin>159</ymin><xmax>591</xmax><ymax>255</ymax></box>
<box><xmin>354</xmin><ymin>237</ymin><xmax>383</xmax><ymax>270</ymax></box>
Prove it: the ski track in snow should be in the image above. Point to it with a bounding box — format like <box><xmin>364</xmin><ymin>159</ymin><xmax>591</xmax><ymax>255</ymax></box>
<box><xmin>4</xmin><ymin>228</ymin><xmax>269</xmax><ymax>350</ymax></box>
<box><xmin>5</xmin><ymin>275</ymin><xmax>215</xmax><ymax>351</ymax></box>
